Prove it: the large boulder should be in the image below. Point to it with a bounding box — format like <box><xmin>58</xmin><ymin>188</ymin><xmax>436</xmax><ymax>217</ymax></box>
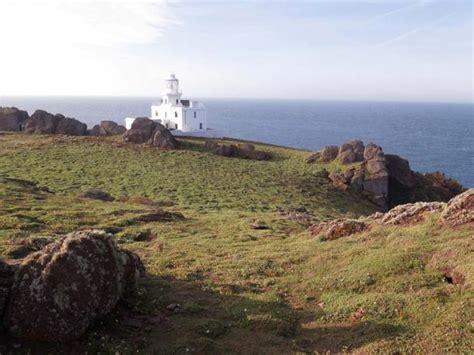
<box><xmin>151</xmin><ymin>125</ymin><xmax>179</xmax><ymax>149</ymax></box>
<box><xmin>123</xmin><ymin>118</ymin><xmax>178</xmax><ymax>149</ymax></box>
<box><xmin>441</xmin><ymin>189</ymin><xmax>473</xmax><ymax>227</ymax></box>
<box><xmin>130</xmin><ymin>117</ymin><xmax>157</xmax><ymax>139</ymax></box>
<box><xmin>123</xmin><ymin>129</ymin><xmax>150</xmax><ymax>144</ymax></box>
<box><xmin>0</xmin><ymin>107</ymin><xmax>29</xmax><ymax>131</ymax></box>
<box><xmin>24</xmin><ymin>110</ymin><xmax>62</xmax><ymax>134</ymax></box>
<box><xmin>100</xmin><ymin>120</ymin><xmax>126</xmax><ymax>135</ymax></box>
<box><xmin>3</xmin><ymin>230</ymin><xmax>145</xmax><ymax>342</ymax></box>
<box><xmin>320</xmin><ymin>145</ymin><xmax>339</xmax><ymax>162</ymax></box>
<box><xmin>25</xmin><ymin>110</ymin><xmax>87</xmax><ymax>136</ymax></box>
<box><xmin>338</xmin><ymin>140</ymin><xmax>364</xmax><ymax>164</ymax></box>
<box><xmin>89</xmin><ymin>121</ymin><xmax>126</xmax><ymax>136</ymax></box>
<box><xmin>55</xmin><ymin>116</ymin><xmax>88</xmax><ymax>136</ymax></box>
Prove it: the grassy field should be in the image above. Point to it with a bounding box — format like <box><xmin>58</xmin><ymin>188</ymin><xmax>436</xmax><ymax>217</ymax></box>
<box><xmin>0</xmin><ymin>133</ymin><xmax>472</xmax><ymax>353</ymax></box>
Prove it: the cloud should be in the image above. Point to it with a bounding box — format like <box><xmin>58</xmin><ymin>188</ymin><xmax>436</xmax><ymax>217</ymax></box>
<box><xmin>0</xmin><ymin>0</ymin><xmax>176</xmax><ymax>48</ymax></box>
<box><xmin>375</xmin><ymin>11</ymin><xmax>458</xmax><ymax>47</ymax></box>
<box><xmin>365</xmin><ymin>0</ymin><xmax>431</xmax><ymax>24</ymax></box>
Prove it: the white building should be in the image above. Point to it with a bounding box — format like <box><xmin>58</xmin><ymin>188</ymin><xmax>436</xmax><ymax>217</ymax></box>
<box><xmin>125</xmin><ymin>74</ymin><xmax>208</xmax><ymax>133</ymax></box>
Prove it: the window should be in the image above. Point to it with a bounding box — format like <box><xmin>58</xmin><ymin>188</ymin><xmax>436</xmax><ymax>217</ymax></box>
<box><xmin>199</xmin><ymin>123</ymin><xmax>203</xmax><ymax>130</ymax></box>
<box><xmin>165</xmin><ymin>112</ymin><xmax>167</xmax><ymax>118</ymax></box>
<box><xmin>174</xmin><ymin>112</ymin><xmax>178</xmax><ymax>118</ymax></box>
<box><xmin>160</xmin><ymin>99</ymin><xmax>163</xmax><ymax>103</ymax></box>
<box><xmin>165</xmin><ymin>99</ymin><xmax>167</xmax><ymax>104</ymax></box>
<box><xmin>155</xmin><ymin>111</ymin><xmax>158</xmax><ymax>116</ymax></box>
<box><xmin>175</xmin><ymin>123</ymin><xmax>178</xmax><ymax>129</ymax></box>
<box><xmin>194</xmin><ymin>111</ymin><xmax>197</xmax><ymax>118</ymax></box>
<box><xmin>176</xmin><ymin>99</ymin><xmax>178</xmax><ymax>104</ymax></box>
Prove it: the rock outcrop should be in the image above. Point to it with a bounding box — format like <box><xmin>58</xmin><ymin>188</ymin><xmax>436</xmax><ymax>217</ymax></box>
<box><xmin>441</xmin><ymin>189</ymin><xmax>473</xmax><ymax>227</ymax></box>
<box><xmin>3</xmin><ymin>230</ymin><xmax>145</xmax><ymax>342</ymax></box>
<box><xmin>369</xmin><ymin>201</ymin><xmax>444</xmax><ymax>225</ymax></box>
<box><xmin>25</xmin><ymin>110</ymin><xmax>87</xmax><ymax>136</ymax></box>
<box><xmin>307</xmin><ymin>139</ymin><xmax>464</xmax><ymax>210</ymax></box>
<box><xmin>0</xmin><ymin>107</ymin><xmax>29</xmax><ymax>131</ymax></box>
<box><xmin>309</xmin><ymin>219</ymin><xmax>367</xmax><ymax>240</ymax></box>
<box><xmin>89</xmin><ymin>120</ymin><xmax>126</xmax><ymax>136</ymax></box>
<box><xmin>338</xmin><ymin>140</ymin><xmax>364</xmax><ymax>164</ymax></box>
<box><xmin>310</xmin><ymin>189</ymin><xmax>473</xmax><ymax>240</ymax></box>
<box><xmin>208</xmin><ymin>141</ymin><xmax>272</xmax><ymax>161</ymax></box>
<box><xmin>123</xmin><ymin>117</ymin><xmax>178</xmax><ymax>149</ymax></box>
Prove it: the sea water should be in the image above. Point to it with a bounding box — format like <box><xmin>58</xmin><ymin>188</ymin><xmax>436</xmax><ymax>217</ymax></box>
<box><xmin>2</xmin><ymin>96</ymin><xmax>472</xmax><ymax>186</ymax></box>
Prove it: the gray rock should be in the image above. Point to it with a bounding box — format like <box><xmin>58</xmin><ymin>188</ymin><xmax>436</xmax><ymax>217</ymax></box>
<box><xmin>24</xmin><ymin>110</ymin><xmax>62</xmax><ymax>134</ymax></box>
<box><xmin>3</xmin><ymin>230</ymin><xmax>145</xmax><ymax>342</ymax></box>
<box><xmin>320</xmin><ymin>145</ymin><xmax>339</xmax><ymax>162</ymax></box>
<box><xmin>55</xmin><ymin>117</ymin><xmax>88</xmax><ymax>136</ymax></box>
<box><xmin>338</xmin><ymin>140</ymin><xmax>364</xmax><ymax>164</ymax></box>
<box><xmin>0</xmin><ymin>107</ymin><xmax>29</xmax><ymax>131</ymax></box>
<box><xmin>123</xmin><ymin>128</ymin><xmax>149</xmax><ymax>144</ymax></box>
<box><xmin>100</xmin><ymin>120</ymin><xmax>126</xmax><ymax>135</ymax></box>
<box><xmin>151</xmin><ymin>125</ymin><xmax>179</xmax><ymax>149</ymax></box>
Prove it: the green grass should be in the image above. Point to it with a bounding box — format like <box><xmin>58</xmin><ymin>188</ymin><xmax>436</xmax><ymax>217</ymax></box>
<box><xmin>0</xmin><ymin>133</ymin><xmax>472</xmax><ymax>353</ymax></box>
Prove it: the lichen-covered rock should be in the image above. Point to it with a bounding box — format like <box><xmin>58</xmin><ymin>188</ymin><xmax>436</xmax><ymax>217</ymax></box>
<box><xmin>370</xmin><ymin>201</ymin><xmax>444</xmax><ymax>225</ymax></box>
<box><xmin>309</xmin><ymin>219</ymin><xmax>367</xmax><ymax>240</ymax></box>
<box><xmin>441</xmin><ymin>189</ymin><xmax>473</xmax><ymax>227</ymax></box>
<box><xmin>320</xmin><ymin>145</ymin><xmax>339</xmax><ymax>162</ymax></box>
<box><xmin>3</xmin><ymin>230</ymin><xmax>145</xmax><ymax>342</ymax></box>
<box><xmin>338</xmin><ymin>140</ymin><xmax>364</xmax><ymax>164</ymax></box>
<box><xmin>0</xmin><ymin>107</ymin><xmax>29</xmax><ymax>131</ymax></box>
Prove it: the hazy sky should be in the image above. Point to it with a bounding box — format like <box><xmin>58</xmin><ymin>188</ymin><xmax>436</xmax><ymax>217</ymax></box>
<box><xmin>0</xmin><ymin>0</ymin><xmax>472</xmax><ymax>102</ymax></box>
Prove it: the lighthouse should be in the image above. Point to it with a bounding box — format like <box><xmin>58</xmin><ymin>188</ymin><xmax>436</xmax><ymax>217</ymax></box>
<box><xmin>126</xmin><ymin>74</ymin><xmax>207</xmax><ymax>132</ymax></box>
<box><xmin>125</xmin><ymin>74</ymin><xmax>223</xmax><ymax>137</ymax></box>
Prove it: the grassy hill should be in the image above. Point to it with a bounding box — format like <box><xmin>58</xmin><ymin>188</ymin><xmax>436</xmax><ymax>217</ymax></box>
<box><xmin>0</xmin><ymin>133</ymin><xmax>472</xmax><ymax>353</ymax></box>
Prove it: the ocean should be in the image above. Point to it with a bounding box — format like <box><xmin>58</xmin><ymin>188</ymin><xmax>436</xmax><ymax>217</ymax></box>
<box><xmin>1</xmin><ymin>96</ymin><xmax>473</xmax><ymax>187</ymax></box>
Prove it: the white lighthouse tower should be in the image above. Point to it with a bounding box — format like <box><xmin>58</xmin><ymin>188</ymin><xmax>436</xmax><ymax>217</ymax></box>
<box><xmin>125</xmin><ymin>74</ymin><xmax>223</xmax><ymax>137</ymax></box>
<box><xmin>126</xmin><ymin>74</ymin><xmax>208</xmax><ymax>133</ymax></box>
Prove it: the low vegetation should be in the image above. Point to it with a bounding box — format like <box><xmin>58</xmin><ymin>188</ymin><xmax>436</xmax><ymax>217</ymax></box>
<box><xmin>0</xmin><ymin>133</ymin><xmax>472</xmax><ymax>353</ymax></box>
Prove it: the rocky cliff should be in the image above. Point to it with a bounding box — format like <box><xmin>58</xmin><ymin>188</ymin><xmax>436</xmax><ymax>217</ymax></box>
<box><xmin>307</xmin><ymin>140</ymin><xmax>464</xmax><ymax>210</ymax></box>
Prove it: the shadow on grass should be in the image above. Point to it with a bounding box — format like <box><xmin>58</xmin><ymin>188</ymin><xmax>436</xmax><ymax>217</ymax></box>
<box><xmin>0</xmin><ymin>274</ymin><xmax>407</xmax><ymax>354</ymax></box>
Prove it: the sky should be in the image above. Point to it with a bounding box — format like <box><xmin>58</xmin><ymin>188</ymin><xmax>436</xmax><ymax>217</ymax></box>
<box><xmin>0</xmin><ymin>0</ymin><xmax>472</xmax><ymax>102</ymax></box>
